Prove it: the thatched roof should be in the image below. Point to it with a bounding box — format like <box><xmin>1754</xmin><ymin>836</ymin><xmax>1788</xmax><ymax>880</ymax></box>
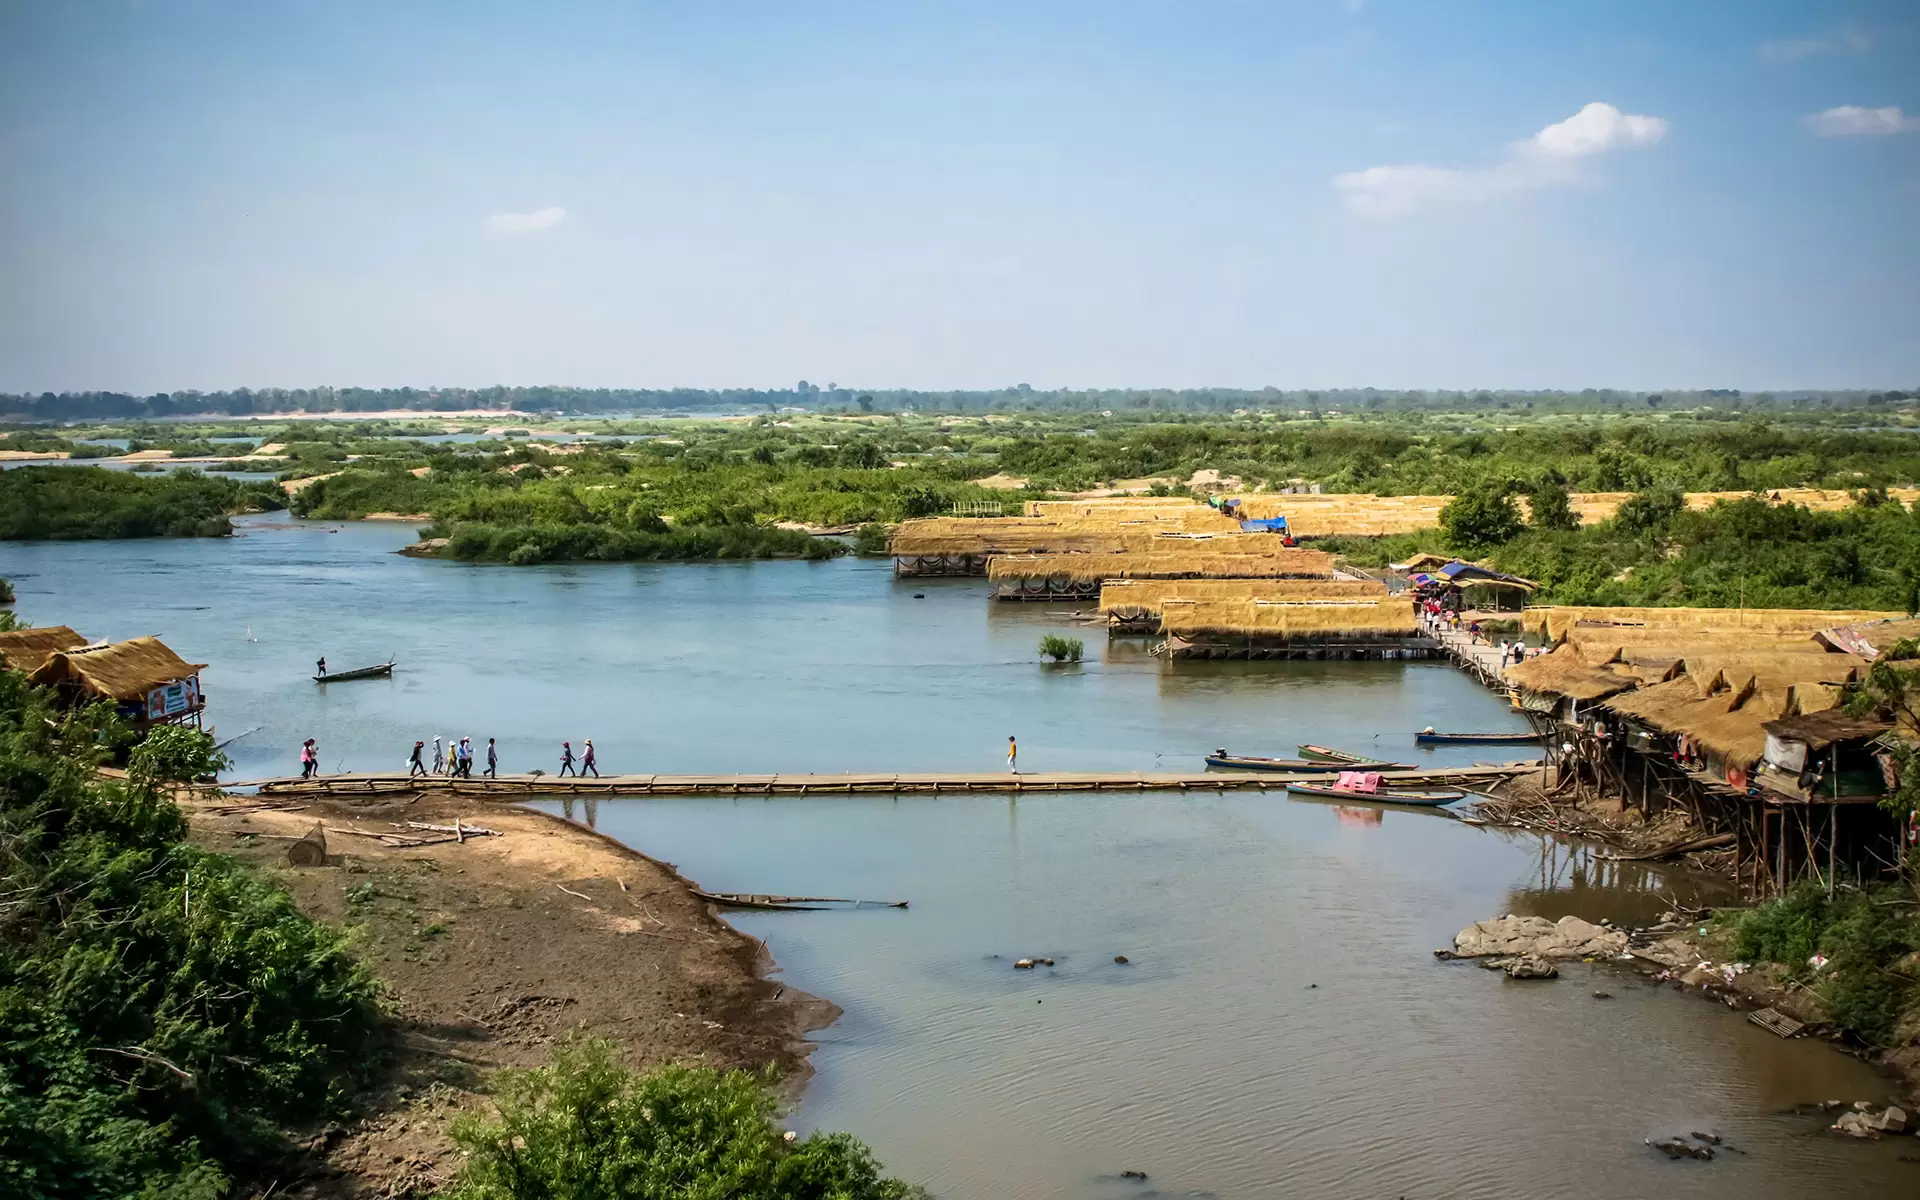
<box><xmin>1525</xmin><ymin>605</ymin><xmax>1906</xmax><ymax>646</ymax></box>
<box><xmin>0</xmin><ymin>626</ymin><xmax>89</xmax><ymax>673</ymax></box>
<box><xmin>1160</xmin><ymin>596</ymin><xmax>1419</xmax><ymax>640</ymax></box>
<box><xmin>1603</xmin><ymin>673</ymin><xmax>1852</xmax><ymax>768</ymax></box>
<box><xmin>1098</xmin><ymin>578</ymin><xmax>1386</xmax><ymax>616</ymax></box>
<box><xmin>1024</xmin><ymin>498</ymin><xmax>1218</xmax><ymax>518</ymax></box>
<box><xmin>1762</xmin><ymin>711</ymin><xmax>1892</xmax><ymax>750</ymax></box>
<box><xmin>891</xmin><ymin>511</ymin><xmax>1257</xmax><ymax>557</ymax></box>
<box><xmin>1814</xmin><ymin>617</ymin><xmax>1920</xmax><ymax>661</ymax></box>
<box><xmin>987</xmin><ymin>549</ymin><xmax>1333</xmax><ymax>583</ymax></box>
<box><xmin>1229</xmin><ymin>494</ymin><xmax>1451</xmax><ymax>536</ymax></box>
<box><xmin>1502</xmin><ymin>651</ymin><xmax>1640</xmax><ymax>701</ymax></box>
<box><xmin>29</xmin><ymin>636</ymin><xmax>205</xmax><ymax>701</ymax></box>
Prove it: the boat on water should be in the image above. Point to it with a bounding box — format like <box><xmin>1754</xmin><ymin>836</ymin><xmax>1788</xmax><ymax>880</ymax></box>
<box><xmin>1298</xmin><ymin>743</ymin><xmax>1403</xmax><ymax>766</ymax></box>
<box><xmin>1286</xmin><ymin>781</ymin><xmax>1465</xmax><ymax>807</ymax></box>
<box><xmin>313</xmin><ymin>661</ymin><xmax>395</xmax><ymax>683</ymax></box>
<box><xmin>1412</xmin><ymin>730</ymin><xmax>1542</xmax><ymax>746</ymax></box>
<box><xmin>1205</xmin><ymin>752</ymin><xmax>1350</xmax><ymax>773</ymax></box>
<box><xmin>691</xmin><ymin>890</ymin><xmax>908</xmax><ymax>911</ymax></box>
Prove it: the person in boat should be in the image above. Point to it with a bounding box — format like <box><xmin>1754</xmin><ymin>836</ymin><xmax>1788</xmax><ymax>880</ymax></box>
<box><xmin>316</xmin><ymin>656</ymin><xmax>327</xmax><ymax>678</ymax></box>
<box><xmin>485</xmin><ymin>737</ymin><xmax>497</xmax><ymax>779</ymax></box>
<box><xmin>1421</xmin><ymin>725</ymin><xmax>1436</xmax><ymax>736</ymax></box>
<box><xmin>581</xmin><ymin>738</ymin><xmax>599</xmax><ymax>778</ymax></box>
<box><xmin>1007</xmin><ymin>735</ymin><xmax>1018</xmax><ymax>774</ymax></box>
<box><xmin>408</xmin><ymin>739</ymin><xmax>427</xmax><ymax>779</ymax></box>
<box><xmin>559</xmin><ymin>741</ymin><xmax>576</xmax><ymax>777</ymax></box>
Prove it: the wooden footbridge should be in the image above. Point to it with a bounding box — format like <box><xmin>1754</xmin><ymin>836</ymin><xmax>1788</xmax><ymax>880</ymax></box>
<box><xmin>238</xmin><ymin>763</ymin><xmax>1540</xmax><ymax>800</ymax></box>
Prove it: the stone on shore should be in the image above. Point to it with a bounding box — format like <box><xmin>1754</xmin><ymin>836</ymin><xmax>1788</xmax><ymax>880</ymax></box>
<box><xmin>1452</xmin><ymin>914</ymin><xmax>1629</xmax><ymax>960</ymax></box>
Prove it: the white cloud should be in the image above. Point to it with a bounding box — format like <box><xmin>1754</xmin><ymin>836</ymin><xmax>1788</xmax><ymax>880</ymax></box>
<box><xmin>1334</xmin><ymin>102</ymin><xmax>1668</xmax><ymax>218</ymax></box>
<box><xmin>486</xmin><ymin>206</ymin><xmax>568</xmax><ymax>234</ymax></box>
<box><xmin>1761</xmin><ymin>22</ymin><xmax>1871</xmax><ymax>63</ymax></box>
<box><xmin>1803</xmin><ymin>105</ymin><xmax>1920</xmax><ymax>137</ymax></box>
<box><xmin>1524</xmin><ymin>102</ymin><xmax>1668</xmax><ymax>160</ymax></box>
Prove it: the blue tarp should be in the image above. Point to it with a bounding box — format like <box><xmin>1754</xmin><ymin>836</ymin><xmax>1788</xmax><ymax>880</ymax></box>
<box><xmin>1240</xmin><ymin>517</ymin><xmax>1289</xmax><ymax>533</ymax></box>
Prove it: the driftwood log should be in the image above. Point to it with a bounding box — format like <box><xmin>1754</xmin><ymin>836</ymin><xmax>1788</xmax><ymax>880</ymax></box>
<box><xmin>285</xmin><ymin>823</ymin><xmax>329</xmax><ymax>867</ymax></box>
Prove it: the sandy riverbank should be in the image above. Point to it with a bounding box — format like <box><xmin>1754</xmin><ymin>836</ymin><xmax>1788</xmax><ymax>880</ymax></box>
<box><xmin>184</xmin><ymin>790</ymin><xmax>834</xmax><ymax>1198</ymax></box>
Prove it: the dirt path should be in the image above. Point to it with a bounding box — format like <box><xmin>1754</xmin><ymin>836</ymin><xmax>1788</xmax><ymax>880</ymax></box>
<box><xmin>185</xmin><ymin>792</ymin><xmax>834</xmax><ymax>1199</ymax></box>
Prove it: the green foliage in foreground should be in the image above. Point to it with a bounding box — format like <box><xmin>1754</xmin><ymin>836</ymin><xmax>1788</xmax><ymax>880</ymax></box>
<box><xmin>127</xmin><ymin>724</ymin><xmax>232</xmax><ymax>786</ymax></box>
<box><xmin>447</xmin><ymin>1033</ymin><xmax>926</xmax><ymax>1200</ymax></box>
<box><xmin>431</xmin><ymin>521</ymin><xmax>843</xmax><ymax>565</ymax></box>
<box><xmin>0</xmin><ymin>576</ymin><xmax>13</xmax><ymax>604</ymax></box>
<box><xmin>1039</xmin><ymin>635</ymin><xmax>1084</xmax><ymax>663</ymax></box>
<box><xmin>0</xmin><ymin>466</ymin><xmax>283</xmax><ymax>539</ymax></box>
<box><xmin>0</xmin><ymin>672</ymin><xmax>381</xmax><ymax>1198</ymax></box>
<box><xmin>1728</xmin><ymin>882</ymin><xmax>1920</xmax><ymax>1049</ymax></box>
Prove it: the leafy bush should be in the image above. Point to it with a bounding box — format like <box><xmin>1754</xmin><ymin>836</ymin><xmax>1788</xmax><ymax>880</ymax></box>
<box><xmin>446</xmin><ymin>1033</ymin><xmax>926</xmax><ymax>1200</ymax></box>
<box><xmin>0</xmin><ymin>467</ymin><xmax>282</xmax><ymax>539</ymax></box>
<box><xmin>1039</xmin><ymin>635</ymin><xmax>1084</xmax><ymax>663</ymax></box>
<box><xmin>1438</xmin><ymin>485</ymin><xmax>1522</xmax><ymax>550</ymax></box>
<box><xmin>439</xmin><ymin>521</ymin><xmax>842</xmax><ymax>565</ymax></box>
<box><xmin>1730</xmin><ymin>881</ymin><xmax>1919</xmax><ymax>1049</ymax></box>
<box><xmin>0</xmin><ymin>576</ymin><xmax>13</xmax><ymax>604</ymax></box>
<box><xmin>127</xmin><ymin>725</ymin><xmax>232</xmax><ymax>785</ymax></box>
<box><xmin>0</xmin><ymin>672</ymin><xmax>380</xmax><ymax>1197</ymax></box>
<box><xmin>1526</xmin><ymin>476</ymin><xmax>1579</xmax><ymax>531</ymax></box>
<box><xmin>853</xmin><ymin>523</ymin><xmax>892</xmax><ymax>555</ymax></box>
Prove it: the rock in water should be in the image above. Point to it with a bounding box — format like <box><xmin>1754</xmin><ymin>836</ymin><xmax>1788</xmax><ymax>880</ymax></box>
<box><xmin>1833</xmin><ymin>1111</ymin><xmax>1879</xmax><ymax>1138</ymax></box>
<box><xmin>1879</xmin><ymin>1106</ymin><xmax>1909</xmax><ymax>1134</ymax></box>
<box><xmin>1452</xmin><ymin>914</ymin><xmax>1628</xmax><ymax>960</ymax></box>
<box><xmin>1501</xmin><ymin>956</ymin><xmax>1558</xmax><ymax>980</ymax></box>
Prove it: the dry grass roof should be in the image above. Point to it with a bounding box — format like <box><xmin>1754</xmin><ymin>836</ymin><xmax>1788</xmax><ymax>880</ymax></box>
<box><xmin>1229</xmin><ymin>494</ymin><xmax>1450</xmax><ymax>536</ymax></box>
<box><xmin>29</xmin><ymin>636</ymin><xmax>205</xmax><ymax>701</ymax></box>
<box><xmin>891</xmin><ymin>511</ymin><xmax>1254</xmax><ymax>557</ymax></box>
<box><xmin>1160</xmin><ymin>596</ymin><xmax>1419</xmax><ymax>640</ymax></box>
<box><xmin>0</xmin><ymin>626</ymin><xmax>89</xmax><ymax>673</ymax></box>
<box><xmin>1599</xmin><ymin>673</ymin><xmax>1844</xmax><ymax>768</ymax></box>
<box><xmin>1813</xmin><ymin>616</ymin><xmax>1920</xmax><ymax>661</ymax></box>
<box><xmin>1503</xmin><ymin>653</ymin><xmax>1641</xmax><ymax>701</ymax></box>
<box><xmin>987</xmin><ymin>549</ymin><xmax>1333</xmax><ymax>583</ymax></box>
<box><xmin>1525</xmin><ymin>605</ymin><xmax>1905</xmax><ymax>645</ymax></box>
<box><xmin>1097</xmin><ymin>578</ymin><xmax>1386</xmax><ymax>616</ymax></box>
<box><xmin>1024</xmin><ymin>498</ymin><xmax>1213</xmax><ymax>517</ymax></box>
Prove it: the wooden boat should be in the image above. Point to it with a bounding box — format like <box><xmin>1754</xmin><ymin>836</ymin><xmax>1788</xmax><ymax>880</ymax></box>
<box><xmin>1413</xmin><ymin>730</ymin><xmax>1541</xmax><ymax>746</ymax></box>
<box><xmin>1286</xmin><ymin>781</ymin><xmax>1464</xmax><ymax>807</ymax></box>
<box><xmin>691</xmin><ymin>890</ymin><xmax>908</xmax><ymax>911</ymax></box>
<box><xmin>1205</xmin><ymin>753</ymin><xmax>1347</xmax><ymax>773</ymax></box>
<box><xmin>313</xmin><ymin>661</ymin><xmax>395</xmax><ymax>683</ymax></box>
<box><xmin>1298</xmin><ymin>744</ymin><xmax>1403</xmax><ymax>767</ymax></box>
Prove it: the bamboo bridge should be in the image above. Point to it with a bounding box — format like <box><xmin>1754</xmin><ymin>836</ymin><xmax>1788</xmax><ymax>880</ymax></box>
<box><xmin>238</xmin><ymin>763</ymin><xmax>1541</xmax><ymax>799</ymax></box>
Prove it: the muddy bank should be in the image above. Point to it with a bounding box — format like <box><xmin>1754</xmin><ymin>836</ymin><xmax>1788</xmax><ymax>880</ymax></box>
<box><xmin>184</xmin><ymin>791</ymin><xmax>835</xmax><ymax>1198</ymax></box>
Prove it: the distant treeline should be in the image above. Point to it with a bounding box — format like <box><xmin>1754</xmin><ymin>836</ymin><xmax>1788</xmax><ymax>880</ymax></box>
<box><xmin>4</xmin><ymin>384</ymin><xmax>1917</xmax><ymax>420</ymax></box>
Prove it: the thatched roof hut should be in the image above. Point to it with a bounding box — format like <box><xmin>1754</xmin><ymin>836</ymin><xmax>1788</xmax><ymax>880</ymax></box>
<box><xmin>987</xmin><ymin>548</ymin><xmax>1333</xmax><ymax>583</ymax></box>
<box><xmin>1502</xmin><ymin>652</ymin><xmax>1641</xmax><ymax>702</ymax></box>
<box><xmin>1228</xmin><ymin>494</ymin><xmax>1451</xmax><ymax>536</ymax></box>
<box><xmin>30</xmin><ymin>633</ymin><xmax>206</xmax><ymax>714</ymax></box>
<box><xmin>1097</xmin><ymin>577</ymin><xmax>1386</xmax><ymax>618</ymax></box>
<box><xmin>0</xmin><ymin>626</ymin><xmax>89</xmax><ymax>674</ymax></box>
<box><xmin>1524</xmin><ymin>606</ymin><xmax>1905</xmax><ymax>646</ymax></box>
<box><xmin>891</xmin><ymin>517</ymin><xmax>1255</xmax><ymax>558</ymax></box>
<box><xmin>1160</xmin><ymin>596</ymin><xmax>1419</xmax><ymax>641</ymax></box>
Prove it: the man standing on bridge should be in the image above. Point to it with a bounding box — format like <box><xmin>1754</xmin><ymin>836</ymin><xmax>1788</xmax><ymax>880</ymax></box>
<box><xmin>408</xmin><ymin>740</ymin><xmax>426</xmax><ymax>779</ymax></box>
<box><xmin>485</xmin><ymin>737</ymin><xmax>497</xmax><ymax>778</ymax></box>
<box><xmin>1007</xmin><ymin>735</ymin><xmax>1018</xmax><ymax>774</ymax></box>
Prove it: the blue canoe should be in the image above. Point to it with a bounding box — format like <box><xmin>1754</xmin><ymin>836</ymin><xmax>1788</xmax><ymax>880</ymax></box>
<box><xmin>1413</xmin><ymin>731</ymin><xmax>1541</xmax><ymax>746</ymax></box>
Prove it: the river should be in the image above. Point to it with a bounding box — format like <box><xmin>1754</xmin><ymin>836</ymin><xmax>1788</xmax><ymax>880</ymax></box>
<box><xmin>3</xmin><ymin>516</ymin><xmax>1913</xmax><ymax>1198</ymax></box>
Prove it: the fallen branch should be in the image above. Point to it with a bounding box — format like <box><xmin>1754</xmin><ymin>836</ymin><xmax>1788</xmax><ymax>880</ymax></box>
<box><xmin>556</xmin><ymin>883</ymin><xmax>593</xmax><ymax>901</ymax></box>
<box><xmin>402</xmin><ymin>820</ymin><xmax>501</xmax><ymax>837</ymax></box>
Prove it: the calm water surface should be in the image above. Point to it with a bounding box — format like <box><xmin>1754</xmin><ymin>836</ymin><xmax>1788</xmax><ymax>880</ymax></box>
<box><xmin>4</xmin><ymin>519</ymin><xmax>1912</xmax><ymax>1198</ymax></box>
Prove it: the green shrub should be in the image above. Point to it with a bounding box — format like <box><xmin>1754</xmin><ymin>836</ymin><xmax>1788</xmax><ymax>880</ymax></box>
<box><xmin>1039</xmin><ymin>635</ymin><xmax>1084</xmax><ymax>663</ymax></box>
<box><xmin>0</xmin><ymin>672</ymin><xmax>380</xmax><ymax>1197</ymax></box>
<box><xmin>1730</xmin><ymin>881</ymin><xmax>1919</xmax><ymax>1049</ymax></box>
<box><xmin>0</xmin><ymin>467</ymin><xmax>283</xmax><ymax>539</ymax></box>
<box><xmin>445</xmin><ymin>1033</ymin><xmax>925</xmax><ymax>1200</ymax></box>
<box><xmin>853</xmin><ymin>523</ymin><xmax>892</xmax><ymax>555</ymax></box>
<box><xmin>127</xmin><ymin>725</ymin><xmax>232</xmax><ymax>785</ymax></box>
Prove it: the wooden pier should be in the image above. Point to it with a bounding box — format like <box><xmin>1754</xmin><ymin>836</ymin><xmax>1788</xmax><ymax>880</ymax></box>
<box><xmin>242</xmin><ymin>763</ymin><xmax>1539</xmax><ymax>799</ymax></box>
<box><xmin>1432</xmin><ymin>626</ymin><xmax>1515</xmax><ymax>691</ymax></box>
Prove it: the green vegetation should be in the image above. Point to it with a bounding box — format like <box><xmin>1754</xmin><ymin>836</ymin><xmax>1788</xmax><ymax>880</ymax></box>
<box><xmin>446</xmin><ymin>1033</ymin><xmax>925</xmax><ymax>1200</ymax></box>
<box><xmin>0</xmin><ymin>576</ymin><xmax>13</xmax><ymax>604</ymax></box>
<box><xmin>0</xmin><ymin>467</ymin><xmax>282</xmax><ymax>539</ymax></box>
<box><xmin>1728</xmin><ymin>883</ymin><xmax>1919</xmax><ymax>1050</ymax></box>
<box><xmin>0</xmin><ymin>673</ymin><xmax>380</xmax><ymax>1198</ymax></box>
<box><xmin>434</xmin><ymin>521</ymin><xmax>837</xmax><ymax>565</ymax></box>
<box><xmin>853</xmin><ymin>523</ymin><xmax>893</xmax><ymax>555</ymax></box>
<box><xmin>1846</xmin><ymin>641</ymin><xmax>1920</xmax><ymax>828</ymax></box>
<box><xmin>1039</xmin><ymin>635</ymin><xmax>1085</xmax><ymax>663</ymax></box>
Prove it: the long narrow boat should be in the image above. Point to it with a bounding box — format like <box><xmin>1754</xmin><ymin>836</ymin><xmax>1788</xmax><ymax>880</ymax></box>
<box><xmin>313</xmin><ymin>661</ymin><xmax>395</xmax><ymax>683</ymax></box>
<box><xmin>1412</xmin><ymin>730</ymin><xmax>1542</xmax><ymax>746</ymax></box>
<box><xmin>1205</xmin><ymin>753</ymin><xmax>1348</xmax><ymax>773</ymax></box>
<box><xmin>1298</xmin><ymin>744</ymin><xmax>1400</xmax><ymax>766</ymax></box>
<box><xmin>1286</xmin><ymin>781</ymin><xmax>1464</xmax><ymax>807</ymax></box>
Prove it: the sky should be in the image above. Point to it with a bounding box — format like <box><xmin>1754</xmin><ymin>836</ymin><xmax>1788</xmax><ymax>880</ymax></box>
<box><xmin>0</xmin><ymin>0</ymin><xmax>1916</xmax><ymax>394</ymax></box>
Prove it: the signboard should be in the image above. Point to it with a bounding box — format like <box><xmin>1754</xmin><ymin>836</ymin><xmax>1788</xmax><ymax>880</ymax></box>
<box><xmin>146</xmin><ymin>675</ymin><xmax>200</xmax><ymax>721</ymax></box>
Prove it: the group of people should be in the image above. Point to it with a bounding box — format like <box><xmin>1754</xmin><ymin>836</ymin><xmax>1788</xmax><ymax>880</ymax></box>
<box><xmin>557</xmin><ymin>739</ymin><xmax>599</xmax><ymax>777</ymax></box>
<box><xmin>407</xmin><ymin>735</ymin><xmax>496</xmax><ymax>779</ymax></box>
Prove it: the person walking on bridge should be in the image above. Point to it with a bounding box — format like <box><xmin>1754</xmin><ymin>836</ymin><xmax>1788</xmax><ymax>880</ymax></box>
<box><xmin>1007</xmin><ymin>734</ymin><xmax>1018</xmax><ymax>774</ymax></box>
<box><xmin>582</xmin><ymin>738</ymin><xmax>599</xmax><ymax>778</ymax></box>
<box><xmin>430</xmin><ymin>736</ymin><xmax>444</xmax><ymax>775</ymax></box>
<box><xmin>559</xmin><ymin>741</ymin><xmax>577</xmax><ymax>777</ymax></box>
<box><xmin>408</xmin><ymin>739</ymin><xmax>427</xmax><ymax>779</ymax></box>
<box><xmin>299</xmin><ymin>738</ymin><xmax>317</xmax><ymax>779</ymax></box>
<box><xmin>485</xmin><ymin>737</ymin><xmax>497</xmax><ymax>778</ymax></box>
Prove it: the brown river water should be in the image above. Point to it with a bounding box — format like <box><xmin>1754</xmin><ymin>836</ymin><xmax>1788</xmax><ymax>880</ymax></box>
<box><xmin>6</xmin><ymin>519</ymin><xmax>1915</xmax><ymax>1198</ymax></box>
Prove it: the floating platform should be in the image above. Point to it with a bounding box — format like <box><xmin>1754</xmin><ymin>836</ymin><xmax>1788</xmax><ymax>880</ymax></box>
<box><xmin>241</xmin><ymin>763</ymin><xmax>1538</xmax><ymax>799</ymax></box>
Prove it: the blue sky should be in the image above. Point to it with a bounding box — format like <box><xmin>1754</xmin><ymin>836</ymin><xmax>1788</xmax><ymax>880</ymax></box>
<box><xmin>0</xmin><ymin>1</ymin><xmax>1915</xmax><ymax>393</ymax></box>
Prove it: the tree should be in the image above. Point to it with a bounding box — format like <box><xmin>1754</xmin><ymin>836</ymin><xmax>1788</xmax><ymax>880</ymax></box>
<box><xmin>446</xmin><ymin>1034</ymin><xmax>925</xmax><ymax>1200</ymax></box>
<box><xmin>1526</xmin><ymin>475</ymin><xmax>1579</xmax><ymax>531</ymax></box>
<box><xmin>1612</xmin><ymin>485</ymin><xmax>1685</xmax><ymax>535</ymax></box>
<box><xmin>1439</xmin><ymin>485</ymin><xmax>1522</xmax><ymax>551</ymax></box>
<box><xmin>127</xmin><ymin>725</ymin><xmax>231</xmax><ymax>785</ymax></box>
